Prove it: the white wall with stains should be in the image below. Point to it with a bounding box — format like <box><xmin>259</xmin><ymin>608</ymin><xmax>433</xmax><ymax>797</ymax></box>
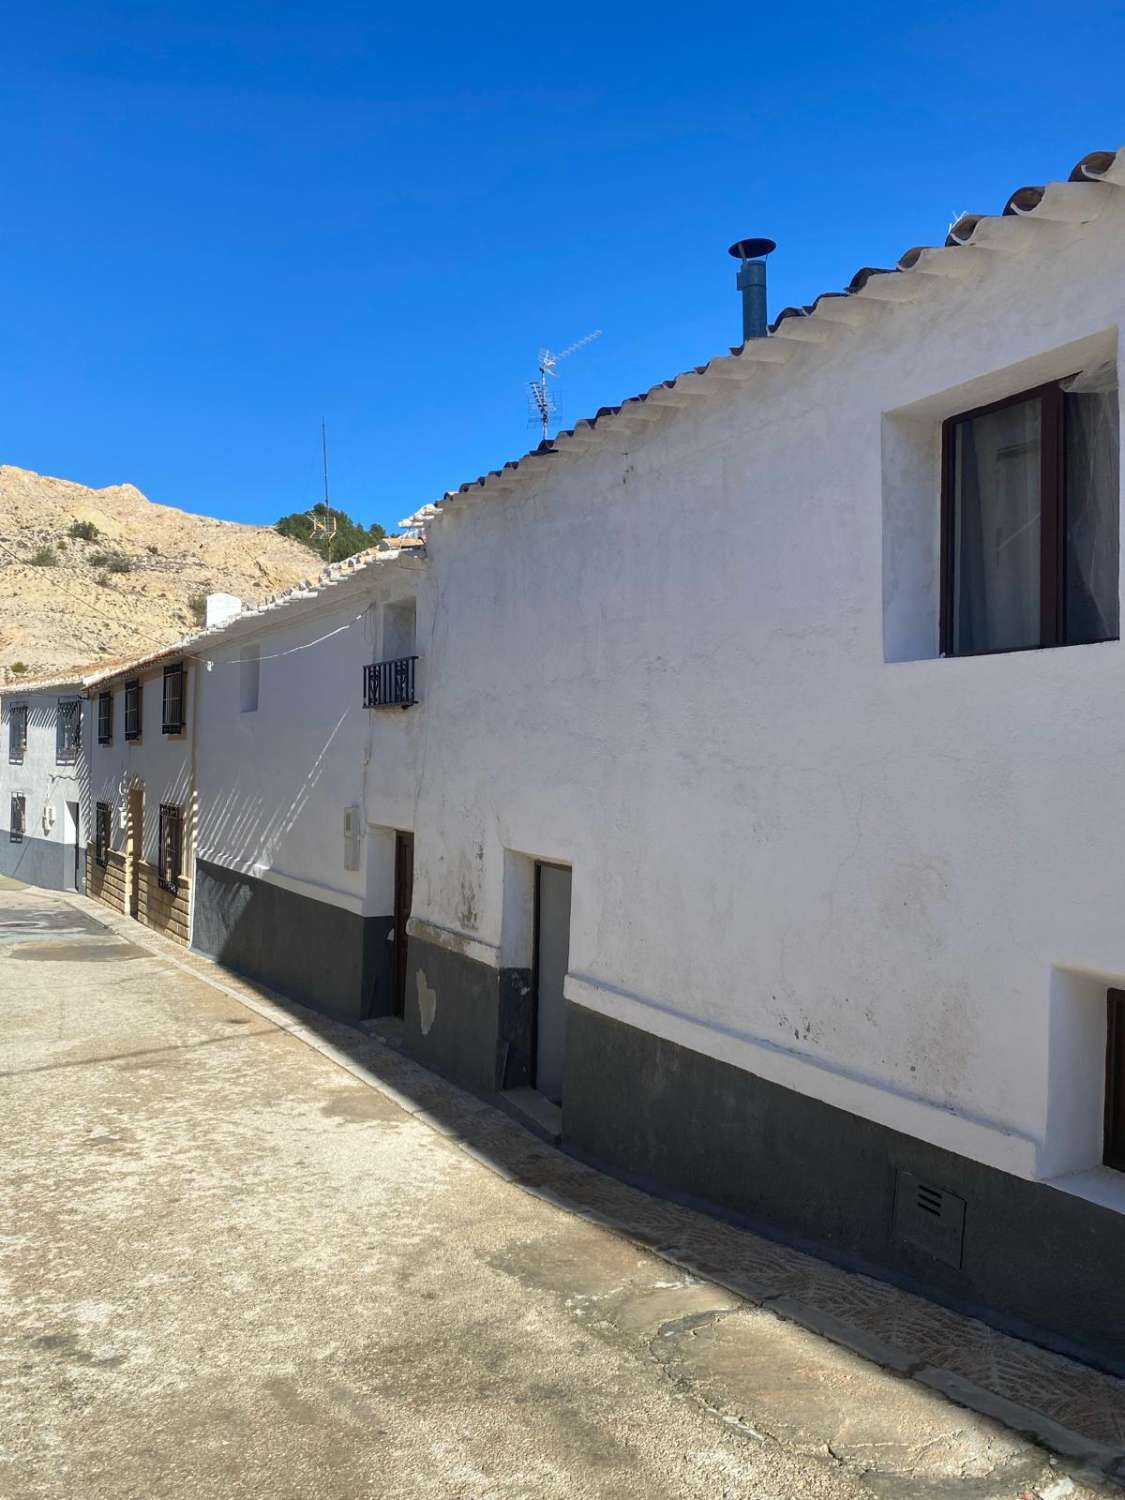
<box><xmin>407</xmin><ymin>187</ymin><xmax>1125</xmax><ymax>1194</ymax></box>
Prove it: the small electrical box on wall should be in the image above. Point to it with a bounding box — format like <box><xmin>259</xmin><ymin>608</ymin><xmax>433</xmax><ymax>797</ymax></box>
<box><xmin>42</xmin><ymin>804</ymin><xmax>56</xmax><ymax>834</ymax></box>
<box><xmin>343</xmin><ymin>806</ymin><xmax>361</xmax><ymax>871</ymax></box>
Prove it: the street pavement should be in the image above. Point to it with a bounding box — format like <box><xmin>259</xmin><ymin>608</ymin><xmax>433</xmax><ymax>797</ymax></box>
<box><xmin>0</xmin><ymin>879</ymin><xmax>1118</xmax><ymax>1499</ymax></box>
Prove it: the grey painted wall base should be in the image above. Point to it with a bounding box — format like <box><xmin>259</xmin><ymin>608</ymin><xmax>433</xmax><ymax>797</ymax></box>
<box><xmin>404</xmin><ymin>936</ymin><xmax>533</xmax><ymax>1096</ymax></box>
<box><xmin>0</xmin><ymin>832</ymin><xmax>85</xmax><ymax>894</ymax></box>
<box><xmin>563</xmin><ymin>1003</ymin><xmax>1125</xmax><ymax>1377</ymax></box>
<box><xmin>192</xmin><ymin>858</ymin><xmax>392</xmax><ymax>1025</ymax></box>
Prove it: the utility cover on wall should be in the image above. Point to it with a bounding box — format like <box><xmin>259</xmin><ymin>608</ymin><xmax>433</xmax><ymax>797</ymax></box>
<box><xmin>893</xmin><ymin>1169</ymin><xmax>966</xmax><ymax>1269</ymax></box>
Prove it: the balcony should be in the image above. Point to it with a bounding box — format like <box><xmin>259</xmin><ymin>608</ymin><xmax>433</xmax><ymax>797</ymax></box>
<box><xmin>364</xmin><ymin>656</ymin><xmax>418</xmax><ymax>709</ymax></box>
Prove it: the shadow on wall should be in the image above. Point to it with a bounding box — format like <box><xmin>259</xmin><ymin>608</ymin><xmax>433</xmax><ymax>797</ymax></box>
<box><xmin>192</xmin><ymin>855</ymin><xmax>392</xmax><ymax>1026</ymax></box>
<box><xmin>197</xmin><ymin>709</ymin><xmax>350</xmax><ymax>889</ymax></box>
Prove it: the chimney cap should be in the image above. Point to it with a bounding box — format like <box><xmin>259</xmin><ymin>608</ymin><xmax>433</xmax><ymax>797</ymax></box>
<box><xmin>728</xmin><ymin>237</ymin><xmax>776</xmax><ymax>261</ymax></box>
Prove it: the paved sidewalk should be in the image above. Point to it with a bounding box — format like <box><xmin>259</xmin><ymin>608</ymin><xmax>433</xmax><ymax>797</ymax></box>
<box><xmin>2</xmin><ymin>882</ymin><xmax>1122</xmax><ymax>1498</ymax></box>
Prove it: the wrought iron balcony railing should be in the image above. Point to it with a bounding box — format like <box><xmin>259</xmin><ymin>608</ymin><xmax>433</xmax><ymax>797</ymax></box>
<box><xmin>364</xmin><ymin>656</ymin><xmax>418</xmax><ymax>709</ymax></box>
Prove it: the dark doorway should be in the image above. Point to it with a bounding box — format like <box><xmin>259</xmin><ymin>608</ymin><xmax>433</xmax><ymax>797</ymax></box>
<box><xmin>393</xmin><ymin>831</ymin><xmax>414</xmax><ymax>1018</ymax></box>
<box><xmin>533</xmin><ymin>862</ymin><xmax>572</xmax><ymax>1106</ymax></box>
<box><xmin>65</xmin><ymin>801</ymin><xmax>81</xmax><ymax>891</ymax></box>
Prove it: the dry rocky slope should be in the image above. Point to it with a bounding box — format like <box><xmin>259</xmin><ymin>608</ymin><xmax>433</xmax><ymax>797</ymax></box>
<box><xmin>0</xmin><ymin>466</ymin><xmax>318</xmax><ymax>680</ymax></box>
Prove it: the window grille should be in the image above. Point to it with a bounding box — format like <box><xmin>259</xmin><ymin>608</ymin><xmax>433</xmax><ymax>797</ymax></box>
<box><xmin>158</xmin><ymin>803</ymin><xmax>182</xmax><ymax>895</ymax></box>
<box><xmin>124</xmin><ymin>680</ymin><xmax>142</xmax><ymax>741</ymax></box>
<box><xmin>97</xmin><ymin>691</ymin><xmax>113</xmax><ymax>745</ymax></box>
<box><xmin>8</xmin><ymin>704</ymin><xmax>27</xmax><ymax>763</ymax></box>
<box><xmin>162</xmin><ymin>663</ymin><xmax>185</xmax><ymax>734</ymax></box>
<box><xmin>363</xmin><ymin>656</ymin><xmax>418</xmax><ymax>709</ymax></box>
<box><xmin>95</xmin><ymin>802</ymin><xmax>111</xmax><ymax>868</ymax></box>
<box><xmin>9</xmin><ymin>794</ymin><xmax>25</xmax><ymax>843</ymax></box>
<box><xmin>56</xmin><ymin>699</ymin><xmax>81</xmax><ymax>765</ymax></box>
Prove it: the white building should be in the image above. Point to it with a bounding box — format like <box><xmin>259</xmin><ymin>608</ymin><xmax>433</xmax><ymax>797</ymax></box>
<box><xmin>0</xmin><ymin>673</ymin><xmax>91</xmax><ymax>892</ymax></box>
<box><xmin>190</xmin><ymin>548</ymin><xmax>426</xmax><ymax>1021</ymax></box>
<box><xmin>391</xmin><ymin>145</ymin><xmax>1125</xmax><ymax>1372</ymax></box>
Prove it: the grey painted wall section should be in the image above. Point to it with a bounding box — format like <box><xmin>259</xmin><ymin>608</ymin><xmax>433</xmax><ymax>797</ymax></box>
<box><xmin>403</xmin><ymin>936</ymin><xmax>533</xmax><ymax>1096</ymax></box>
<box><xmin>0</xmin><ymin>830</ymin><xmax>84</xmax><ymax>893</ymax></box>
<box><xmin>192</xmin><ymin>858</ymin><xmax>392</xmax><ymax>1024</ymax></box>
<box><xmin>563</xmin><ymin>1003</ymin><xmax>1125</xmax><ymax>1376</ymax></box>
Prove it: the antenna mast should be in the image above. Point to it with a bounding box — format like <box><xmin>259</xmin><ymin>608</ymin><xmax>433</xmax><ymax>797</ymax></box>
<box><xmin>528</xmin><ymin>329</ymin><xmax>602</xmax><ymax>440</ymax></box>
<box><xmin>308</xmin><ymin>418</ymin><xmax>338</xmax><ymax>563</ymax></box>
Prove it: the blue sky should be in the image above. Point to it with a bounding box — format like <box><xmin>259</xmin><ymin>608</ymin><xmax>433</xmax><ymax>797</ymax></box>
<box><xmin>4</xmin><ymin>2</ymin><xmax>1124</xmax><ymax>534</ymax></box>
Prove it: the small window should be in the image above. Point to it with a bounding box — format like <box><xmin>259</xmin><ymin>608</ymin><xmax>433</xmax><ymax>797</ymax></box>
<box><xmin>9</xmin><ymin>793</ymin><xmax>25</xmax><ymax>843</ymax></box>
<box><xmin>158</xmin><ymin>803</ymin><xmax>182</xmax><ymax>894</ymax></box>
<box><xmin>162</xmin><ymin>662</ymin><xmax>186</xmax><ymax>734</ymax></box>
<box><xmin>8</xmin><ymin>704</ymin><xmax>27</xmax><ymax>763</ymax></box>
<box><xmin>97</xmin><ymin>691</ymin><xmax>113</xmax><ymax>745</ymax></box>
<box><xmin>56</xmin><ymin>699</ymin><xmax>81</xmax><ymax>765</ymax></box>
<box><xmin>95</xmin><ymin>801</ymin><xmax>111</xmax><ymax>868</ymax></box>
<box><xmin>941</xmin><ymin>372</ymin><xmax>1120</xmax><ymax>656</ymax></box>
<box><xmin>239</xmin><ymin>643</ymin><xmax>260</xmax><ymax>713</ymax></box>
<box><xmin>383</xmin><ymin>598</ymin><xmax>417</xmax><ymax>660</ymax></box>
<box><xmin>124</xmin><ymin>679</ymin><xmax>142</xmax><ymax>741</ymax></box>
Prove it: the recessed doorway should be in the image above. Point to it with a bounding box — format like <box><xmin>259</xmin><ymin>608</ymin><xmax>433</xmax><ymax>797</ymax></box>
<box><xmin>532</xmin><ymin>861</ymin><xmax>572</xmax><ymax>1107</ymax></box>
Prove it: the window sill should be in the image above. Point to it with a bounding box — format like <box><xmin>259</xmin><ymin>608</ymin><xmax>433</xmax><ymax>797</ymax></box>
<box><xmin>1046</xmin><ymin>1164</ymin><xmax>1125</xmax><ymax>1215</ymax></box>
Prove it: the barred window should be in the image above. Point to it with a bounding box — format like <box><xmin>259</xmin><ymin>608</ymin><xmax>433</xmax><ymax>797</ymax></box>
<box><xmin>95</xmin><ymin>802</ymin><xmax>111</xmax><ymax>868</ymax></box>
<box><xmin>9</xmin><ymin>794</ymin><xmax>25</xmax><ymax>843</ymax></box>
<box><xmin>124</xmin><ymin>679</ymin><xmax>142</xmax><ymax>741</ymax></box>
<box><xmin>8</xmin><ymin>704</ymin><xmax>27</xmax><ymax>763</ymax></box>
<box><xmin>162</xmin><ymin>662</ymin><xmax>185</xmax><ymax>734</ymax></box>
<box><xmin>158</xmin><ymin>804</ymin><xmax>182</xmax><ymax>894</ymax></box>
<box><xmin>97</xmin><ymin>691</ymin><xmax>113</xmax><ymax>745</ymax></box>
<box><xmin>56</xmin><ymin>699</ymin><xmax>81</xmax><ymax>765</ymax></box>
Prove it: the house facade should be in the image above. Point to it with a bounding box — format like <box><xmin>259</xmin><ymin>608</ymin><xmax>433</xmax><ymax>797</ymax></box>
<box><xmin>395</xmin><ymin>146</ymin><xmax>1125</xmax><ymax>1371</ymax></box>
<box><xmin>0</xmin><ymin>676</ymin><xmax>89</xmax><ymax>892</ymax></box>
<box><xmin>86</xmin><ymin>650</ymin><xmax>196</xmax><ymax>943</ymax></box>
<box><xmin>190</xmin><ymin>548</ymin><xmax>426</xmax><ymax>1022</ymax></box>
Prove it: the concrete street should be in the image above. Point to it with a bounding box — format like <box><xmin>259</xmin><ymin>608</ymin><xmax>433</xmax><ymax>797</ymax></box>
<box><xmin>0</xmin><ymin>880</ymin><xmax>1113</xmax><ymax>1499</ymax></box>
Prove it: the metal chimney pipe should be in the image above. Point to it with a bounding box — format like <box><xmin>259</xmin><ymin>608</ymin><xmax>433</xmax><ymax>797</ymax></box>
<box><xmin>728</xmin><ymin>237</ymin><xmax>776</xmax><ymax>341</ymax></box>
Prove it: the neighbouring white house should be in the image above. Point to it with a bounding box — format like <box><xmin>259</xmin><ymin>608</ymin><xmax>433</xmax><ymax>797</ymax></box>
<box><xmin>189</xmin><ymin>546</ymin><xmax>427</xmax><ymax>1021</ymax></box>
<box><xmin>388</xmin><ymin>144</ymin><xmax>1125</xmax><ymax>1373</ymax></box>
<box><xmin>0</xmin><ymin>672</ymin><xmax>91</xmax><ymax>892</ymax></box>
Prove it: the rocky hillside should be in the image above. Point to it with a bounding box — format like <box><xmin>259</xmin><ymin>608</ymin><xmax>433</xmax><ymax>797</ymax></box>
<box><xmin>0</xmin><ymin>467</ymin><xmax>319</xmax><ymax>681</ymax></box>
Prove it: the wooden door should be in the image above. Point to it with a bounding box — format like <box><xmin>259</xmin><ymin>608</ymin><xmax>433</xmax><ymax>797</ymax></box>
<box><xmin>1106</xmin><ymin>990</ymin><xmax>1125</xmax><ymax>1170</ymax></box>
<box><xmin>127</xmin><ymin>788</ymin><xmax>143</xmax><ymax>917</ymax></box>
<box><xmin>533</xmin><ymin>862</ymin><xmax>572</xmax><ymax>1106</ymax></box>
<box><xmin>393</xmin><ymin>832</ymin><xmax>414</xmax><ymax>1018</ymax></box>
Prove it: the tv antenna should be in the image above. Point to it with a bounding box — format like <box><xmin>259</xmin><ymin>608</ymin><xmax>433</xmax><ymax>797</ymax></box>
<box><xmin>307</xmin><ymin>418</ymin><xmax>338</xmax><ymax>562</ymax></box>
<box><xmin>528</xmin><ymin>330</ymin><xmax>602</xmax><ymax>439</ymax></box>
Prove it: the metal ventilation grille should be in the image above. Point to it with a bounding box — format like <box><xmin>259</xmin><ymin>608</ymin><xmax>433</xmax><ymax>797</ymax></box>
<box><xmin>893</xmin><ymin>1169</ymin><xmax>966</xmax><ymax>1269</ymax></box>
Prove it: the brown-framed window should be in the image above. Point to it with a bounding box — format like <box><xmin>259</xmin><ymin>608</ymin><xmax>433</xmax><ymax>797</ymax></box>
<box><xmin>9</xmin><ymin>793</ymin><xmax>25</xmax><ymax>843</ymax></box>
<box><xmin>162</xmin><ymin>662</ymin><xmax>185</xmax><ymax>734</ymax></box>
<box><xmin>941</xmin><ymin>375</ymin><xmax>1119</xmax><ymax>657</ymax></box>
<box><xmin>124</xmin><ymin>679</ymin><xmax>142</xmax><ymax>741</ymax></box>
<box><xmin>95</xmin><ymin>801</ymin><xmax>111</xmax><ymax>868</ymax></box>
<box><xmin>8</xmin><ymin>704</ymin><xmax>27</xmax><ymax>763</ymax></box>
<box><xmin>97</xmin><ymin>691</ymin><xmax>113</xmax><ymax>745</ymax></box>
<box><xmin>158</xmin><ymin>803</ymin><xmax>182</xmax><ymax>894</ymax></box>
<box><xmin>56</xmin><ymin>699</ymin><xmax>81</xmax><ymax>765</ymax></box>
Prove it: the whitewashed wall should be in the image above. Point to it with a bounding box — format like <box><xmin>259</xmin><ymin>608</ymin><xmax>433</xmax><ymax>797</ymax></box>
<box><xmin>0</xmin><ymin>685</ymin><xmax>89</xmax><ymax>885</ymax></box>
<box><xmin>410</xmin><ymin>191</ymin><xmax>1125</xmax><ymax>1194</ymax></box>
<box><xmin>195</xmin><ymin>560</ymin><xmax>428</xmax><ymax>918</ymax></box>
<box><xmin>90</xmin><ymin>664</ymin><xmax>193</xmax><ymax>868</ymax></box>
